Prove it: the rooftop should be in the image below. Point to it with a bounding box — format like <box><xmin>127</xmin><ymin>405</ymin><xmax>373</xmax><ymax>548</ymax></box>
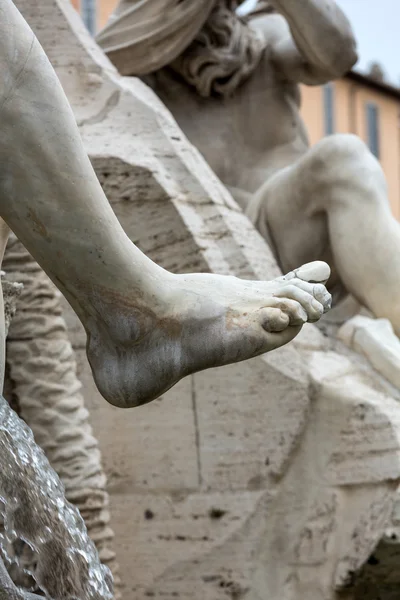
<box><xmin>346</xmin><ymin>70</ymin><xmax>400</xmax><ymax>100</ymax></box>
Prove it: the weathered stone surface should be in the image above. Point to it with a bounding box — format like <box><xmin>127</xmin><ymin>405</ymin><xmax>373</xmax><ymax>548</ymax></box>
<box><xmin>1</xmin><ymin>274</ymin><xmax>22</xmax><ymax>337</ymax></box>
<box><xmin>74</xmin><ymin>347</ymin><xmax>200</xmax><ymax>492</ymax></box>
<box><xmin>12</xmin><ymin>1</ymin><xmax>400</xmax><ymax>598</ymax></box>
<box><xmin>338</xmin><ymin>315</ymin><xmax>400</xmax><ymax>391</ymax></box>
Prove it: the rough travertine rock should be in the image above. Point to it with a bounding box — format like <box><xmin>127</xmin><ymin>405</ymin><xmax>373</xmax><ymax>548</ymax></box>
<box><xmin>338</xmin><ymin>315</ymin><xmax>400</xmax><ymax>390</ymax></box>
<box><xmin>12</xmin><ymin>0</ymin><xmax>400</xmax><ymax>598</ymax></box>
<box><xmin>1</xmin><ymin>273</ymin><xmax>22</xmax><ymax>337</ymax></box>
<box><xmin>2</xmin><ymin>234</ymin><xmax>120</xmax><ymax>593</ymax></box>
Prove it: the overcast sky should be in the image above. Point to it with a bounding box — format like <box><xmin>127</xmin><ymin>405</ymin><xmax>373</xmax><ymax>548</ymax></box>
<box><xmin>240</xmin><ymin>0</ymin><xmax>399</xmax><ymax>87</ymax></box>
<box><xmin>335</xmin><ymin>0</ymin><xmax>399</xmax><ymax>85</ymax></box>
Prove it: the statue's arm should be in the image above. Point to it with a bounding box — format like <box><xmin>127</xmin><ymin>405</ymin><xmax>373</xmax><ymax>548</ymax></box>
<box><xmin>267</xmin><ymin>0</ymin><xmax>358</xmax><ymax>84</ymax></box>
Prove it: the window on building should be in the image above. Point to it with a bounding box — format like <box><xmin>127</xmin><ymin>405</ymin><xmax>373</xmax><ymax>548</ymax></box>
<box><xmin>323</xmin><ymin>83</ymin><xmax>335</xmax><ymax>135</ymax></box>
<box><xmin>81</xmin><ymin>0</ymin><xmax>96</xmax><ymax>35</ymax></box>
<box><xmin>366</xmin><ymin>102</ymin><xmax>380</xmax><ymax>159</ymax></box>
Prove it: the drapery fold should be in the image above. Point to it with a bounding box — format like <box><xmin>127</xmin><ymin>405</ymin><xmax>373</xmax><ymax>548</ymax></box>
<box><xmin>96</xmin><ymin>0</ymin><xmax>217</xmax><ymax>75</ymax></box>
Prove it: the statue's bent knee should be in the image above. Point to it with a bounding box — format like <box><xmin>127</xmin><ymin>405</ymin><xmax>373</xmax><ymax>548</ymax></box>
<box><xmin>307</xmin><ymin>134</ymin><xmax>385</xmax><ymax>200</ymax></box>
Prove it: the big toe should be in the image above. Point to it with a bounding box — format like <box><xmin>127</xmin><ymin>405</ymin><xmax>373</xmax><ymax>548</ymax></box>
<box><xmin>293</xmin><ymin>261</ymin><xmax>331</xmax><ymax>284</ymax></box>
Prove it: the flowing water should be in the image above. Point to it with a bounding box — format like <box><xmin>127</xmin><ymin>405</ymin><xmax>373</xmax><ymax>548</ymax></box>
<box><xmin>0</xmin><ymin>394</ymin><xmax>113</xmax><ymax>600</ymax></box>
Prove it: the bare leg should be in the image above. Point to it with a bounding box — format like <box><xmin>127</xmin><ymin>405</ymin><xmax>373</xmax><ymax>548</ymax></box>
<box><xmin>0</xmin><ymin>218</ymin><xmax>10</xmax><ymax>391</ymax></box>
<box><xmin>0</xmin><ymin>1</ymin><xmax>331</xmax><ymax>408</ymax></box>
<box><xmin>247</xmin><ymin>134</ymin><xmax>400</xmax><ymax>331</ymax></box>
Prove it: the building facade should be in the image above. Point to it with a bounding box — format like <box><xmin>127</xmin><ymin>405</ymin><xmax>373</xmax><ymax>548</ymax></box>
<box><xmin>71</xmin><ymin>0</ymin><xmax>400</xmax><ymax>218</ymax></box>
<box><xmin>301</xmin><ymin>75</ymin><xmax>400</xmax><ymax>219</ymax></box>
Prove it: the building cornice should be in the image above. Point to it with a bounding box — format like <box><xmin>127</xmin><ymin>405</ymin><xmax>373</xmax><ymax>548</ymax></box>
<box><xmin>346</xmin><ymin>70</ymin><xmax>400</xmax><ymax>100</ymax></box>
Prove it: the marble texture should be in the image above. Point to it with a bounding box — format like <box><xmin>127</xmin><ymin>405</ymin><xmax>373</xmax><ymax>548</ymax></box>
<box><xmin>9</xmin><ymin>1</ymin><xmax>400</xmax><ymax>598</ymax></box>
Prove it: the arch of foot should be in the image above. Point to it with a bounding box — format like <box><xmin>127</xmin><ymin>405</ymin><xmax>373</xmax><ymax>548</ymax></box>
<box><xmin>9</xmin><ymin>0</ymin><xmax>400</xmax><ymax>598</ymax></box>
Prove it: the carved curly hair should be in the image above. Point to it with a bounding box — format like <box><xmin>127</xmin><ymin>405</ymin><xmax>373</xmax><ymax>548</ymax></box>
<box><xmin>170</xmin><ymin>0</ymin><xmax>274</xmax><ymax>97</ymax></box>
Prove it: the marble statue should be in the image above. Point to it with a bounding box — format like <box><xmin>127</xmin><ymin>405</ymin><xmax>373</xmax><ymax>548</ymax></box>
<box><xmin>0</xmin><ymin>0</ymin><xmax>331</xmax><ymax>413</ymax></box>
<box><xmin>98</xmin><ymin>0</ymin><xmax>400</xmax><ymax>336</ymax></box>
<box><xmin>3</xmin><ymin>0</ymin><xmax>400</xmax><ymax>598</ymax></box>
<box><xmin>93</xmin><ymin>1</ymin><xmax>400</xmax><ymax>598</ymax></box>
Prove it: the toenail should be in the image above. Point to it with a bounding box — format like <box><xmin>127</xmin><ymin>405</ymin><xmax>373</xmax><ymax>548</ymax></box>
<box><xmin>295</xmin><ymin>262</ymin><xmax>331</xmax><ymax>283</ymax></box>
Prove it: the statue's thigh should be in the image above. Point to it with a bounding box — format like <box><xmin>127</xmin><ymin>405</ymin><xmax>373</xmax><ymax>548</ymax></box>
<box><xmin>0</xmin><ymin>218</ymin><xmax>10</xmax><ymax>391</ymax></box>
<box><xmin>246</xmin><ymin>160</ymin><xmax>331</xmax><ymax>273</ymax></box>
